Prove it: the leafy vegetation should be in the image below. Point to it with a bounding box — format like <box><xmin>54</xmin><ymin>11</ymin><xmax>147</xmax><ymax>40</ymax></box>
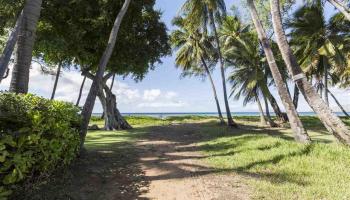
<box><xmin>0</xmin><ymin>93</ymin><xmax>81</xmax><ymax>198</ymax></box>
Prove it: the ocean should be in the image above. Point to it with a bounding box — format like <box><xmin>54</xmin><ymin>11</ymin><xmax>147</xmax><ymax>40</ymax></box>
<box><xmin>92</xmin><ymin>112</ymin><xmax>348</xmax><ymax>118</ymax></box>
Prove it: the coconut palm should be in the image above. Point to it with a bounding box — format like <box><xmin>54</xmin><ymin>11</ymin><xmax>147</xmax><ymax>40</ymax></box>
<box><xmin>270</xmin><ymin>0</ymin><xmax>350</xmax><ymax>144</ymax></box>
<box><xmin>220</xmin><ymin>16</ymin><xmax>288</xmax><ymax>123</ymax></box>
<box><xmin>288</xmin><ymin>2</ymin><xmax>349</xmax><ymax>105</ymax></box>
<box><xmin>223</xmin><ymin>19</ymin><xmax>278</xmax><ymax>127</ymax></box>
<box><xmin>246</xmin><ymin>0</ymin><xmax>310</xmax><ymax>143</ymax></box>
<box><xmin>181</xmin><ymin>0</ymin><xmax>238</xmax><ymax>127</ymax></box>
<box><xmin>170</xmin><ymin>17</ymin><xmax>225</xmax><ymax>124</ymax></box>
<box><xmin>9</xmin><ymin>0</ymin><xmax>43</xmax><ymax>93</ymax></box>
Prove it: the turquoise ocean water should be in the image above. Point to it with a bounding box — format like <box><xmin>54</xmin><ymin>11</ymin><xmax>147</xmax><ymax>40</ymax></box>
<box><xmin>93</xmin><ymin>112</ymin><xmax>347</xmax><ymax>118</ymax></box>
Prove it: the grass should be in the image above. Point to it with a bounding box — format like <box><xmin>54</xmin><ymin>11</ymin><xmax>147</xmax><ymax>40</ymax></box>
<box><xmin>15</xmin><ymin>115</ymin><xmax>350</xmax><ymax>199</ymax></box>
<box><xmin>196</xmin><ymin>116</ymin><xmax>350</xmax><ymax>200</ymax></box>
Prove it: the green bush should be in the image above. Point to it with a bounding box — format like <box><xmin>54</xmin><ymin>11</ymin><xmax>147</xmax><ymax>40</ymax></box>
<box><xmin>0</xmin><ymin>93</ymin><xmax>81</xmax><ymax>198</ymax></box>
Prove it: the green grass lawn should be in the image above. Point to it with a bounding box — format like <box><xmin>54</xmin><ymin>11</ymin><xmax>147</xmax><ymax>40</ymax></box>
<box><xmin>196</xmin><ymin>117</ymin><xmax>350</xmax><ymax>200</ymax></box>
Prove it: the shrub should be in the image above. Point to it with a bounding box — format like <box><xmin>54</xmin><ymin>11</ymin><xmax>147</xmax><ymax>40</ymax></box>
<box><xmin>0</xmin><ymin>93</ymin><xmax>81</xmax><ymax>198</ymax></box>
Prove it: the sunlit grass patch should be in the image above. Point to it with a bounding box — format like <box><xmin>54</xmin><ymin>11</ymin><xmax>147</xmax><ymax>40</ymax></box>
<box><xmin>198</xmin><ymin>117</ymin><xmax>350</xmax><ymax>200</ymax></box>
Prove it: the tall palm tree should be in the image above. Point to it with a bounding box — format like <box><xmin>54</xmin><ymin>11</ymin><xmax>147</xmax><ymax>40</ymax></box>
<box><xmin>246</xmin><ymin>0</ymin><xmax>310</xmax><ymax>143</ymax></box>
<box><xmin>270</xmin><ymin>0</ymin><xmax>350</xmax><ymax>144</ymax></box>
<box><xmin>288</xmin><ymin>3</ymin><xmax>349</xmax><ymax>107</ymax></box>
<box><xmin>223</xmin><ymin>21</ymin><xmax>278</xmax><ymax>127</ymax></box>
<box><xmin>80</xmin><ymin>0</ymin><xmax>131</xmax><ymax>148</ymax></box>
<box><xmin>170</xmin><ymin>17</ymin><xmax>225</xmax><ymax>124</ymax></box>
<box><xmin>181</xmin><ymin>0</ymin><xmax>237</xmax><ymax>127</ymax></box>
<box><xmin>9</xmin><ymin>0</ymin><xmax>43</xmax><ymax>93</ymax></box>
<box><xmin>220</xmin><ymin>16</ymin><xmax>288</xmax><ymax>123</ymax></box>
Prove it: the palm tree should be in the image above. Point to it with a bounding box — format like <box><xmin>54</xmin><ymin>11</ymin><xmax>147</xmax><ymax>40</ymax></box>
<box><xmin>80</xmin><ymin>0</ymin><xmax>131</xmax><ymax>148</ymax></box>
<box><xmin>223</xmin><ymin>22</ymin><xmax>278</xmax><ymax>127</ymax></box>
<box><xmin>170</xmin><ymin>17</ymin><xmax>225</xmax><ymax>124</ymax></box>
<box><xmin>288</xmin><ymin>3</ymin><xmax>349</xmax><ymax>106</ymax></box>
<box><xmin>220</xmin><ymin>16</ymin><xmax>288</xmax><ymax>123</ymax></box>
<box><xmin>246</xmin><ymin>0</ymin><xmax>310</xmax><ymax>143</ymax></box>
<box><xmin>270</xmin><ymin>0</ymin><xmax>350</xmax><ymax>144</ymax></box>
<box><xmin>181</xmin><ymin>0</ymin><xmax>237</xmax><ymax>127</ymax></box>
<box><xmin>9</xmin><ymin>0</ymin><xmax>43</xmax><ymax>93</ymax></box>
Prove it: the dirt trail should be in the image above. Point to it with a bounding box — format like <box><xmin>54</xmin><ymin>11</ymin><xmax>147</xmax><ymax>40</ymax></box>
<box><xmin>137</xmin><ymin>123</ymin><xmax>251</xmax><ymax>200</ymax></box>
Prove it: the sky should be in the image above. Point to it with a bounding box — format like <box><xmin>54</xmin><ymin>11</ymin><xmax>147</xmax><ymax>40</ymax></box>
<box><xmin>0</xmin><ymin>0</ymin><xmax>349</xmax><ymax>114</ymax></box>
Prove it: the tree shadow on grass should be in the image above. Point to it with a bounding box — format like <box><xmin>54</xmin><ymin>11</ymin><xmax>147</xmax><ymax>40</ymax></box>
<box><xmin>12</xmin><ymin>130</ymin><xmax>150</xmax><ymax>200</ymax></box>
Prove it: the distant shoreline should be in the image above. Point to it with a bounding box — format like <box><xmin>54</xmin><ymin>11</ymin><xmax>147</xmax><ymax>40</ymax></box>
<box><xmin>92</xmin><ymin>112</ymin><xmax>348</xmax><ymax>118</ymax></box>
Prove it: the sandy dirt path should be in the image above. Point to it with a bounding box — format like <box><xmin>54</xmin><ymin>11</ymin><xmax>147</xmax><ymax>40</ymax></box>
<box><xmin>137</xmin><ymin>123</ymin><xmax>251</xmax><ymax>200</ymax></box>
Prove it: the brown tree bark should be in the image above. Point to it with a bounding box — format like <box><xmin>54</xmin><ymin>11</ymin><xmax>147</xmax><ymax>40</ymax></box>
<box><xmin>247</xmin><ymin>0</ymin><xmax>310</xmax><ymax>143</ymax></box>
<box><xmin>270</xmin><ymin>0</ymin><xmax>350</xmax><ymax>144</ymax></box>
<box><xmin>9</xmin><ymin>0</ymin><xmax>43</xmax><ymax>93</ymax></box>
<box><xmin>256</xmin><ymin>95</ymin><xmax>267</xmax><ymax>126</ymax></box>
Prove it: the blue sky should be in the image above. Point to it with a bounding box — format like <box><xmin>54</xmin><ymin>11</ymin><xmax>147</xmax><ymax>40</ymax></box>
<box><xmin>1</xmin><ymin>0</ymin><xmax>349</xmax><ymax>113</ymax></box>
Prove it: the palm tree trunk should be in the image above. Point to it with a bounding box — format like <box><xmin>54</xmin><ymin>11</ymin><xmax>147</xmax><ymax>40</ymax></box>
<box><xmin>327</xmin><ymin>88</ymin><xmax>350</xmax><ymax>118</ymax></box>
<box><xmin>323</xmin><ymin>57</ymin><xmax>329</xmax><ymax>106</ymax></box>
<box><xmin>200</xmin><ymin>56</ymin><xmax>225</xmax><ymax>124</ymax></box>
<box><xmin>80</xmin><ymin>0</ymin><xmax>131</xmax><ymax>148</ymax></box>
<box><xmin>261</xmin><ymin>83</ymin><xmax>288</xmax><ymax>122</ymax></box>
<box><xmin>76</xmin><ymin>76</ymin><xmax>86</xmax><ymax>107</ymax></box>
<box><xmin>256</xmin><ymin>95</ymin><xmax>267</xmax><ymax>126</ymax></box>
<box><xmin>0</xmin><ymin>11</ymin><xmax>23</xmax><ymax>83</ymax></box>
<box><xmin>270</xmin><ymin>0</ymin><xmax>350</xmax><ymax>144</ymax></box>
<box><xmin>327</xmin><ymin>0</ymin><xmax>350</xmax><ymax>21</ymax></box>
<box><xmin>209</xmin><ymin>11</ymin><xmax>237</xmax><ymax>128</ymax></box>
<box><xmin>50</xmin><ymin>62</ymin><xmax>62</xmax><ymax>100</ymax></box>
<box><xmin>247</xmin><ymin>0</ymin><xmax>310</xmax><ymax>143</ymax></box>
<box><xmin>264</xmin><ymin>94</ymin><xmax>278</xmax><ymax>127</ymax></box>
<box><xmin>293</xmin><ymin>84</ymin><xmax>300</xmax><ymax>109</ymax></box>
<box><xmin>9</xmin><ymin>0</ymin><xmax>43</xmax><ymax>94</ymax></box>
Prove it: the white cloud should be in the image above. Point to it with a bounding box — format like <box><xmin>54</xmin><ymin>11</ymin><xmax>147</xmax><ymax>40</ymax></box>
<box><xmin>143</xmin><ymin>89</ymin><xmax>161</xmax><ymax>101</ymax></box>
<box><xmin>0</xmin><ymin>63</ymin><xmax>188</xmax><ymax>113</ymax></box>
<box><xmin>138</xmin><ymin>100</ymin><xmax>187</xmax><ymax>108</ymax></box>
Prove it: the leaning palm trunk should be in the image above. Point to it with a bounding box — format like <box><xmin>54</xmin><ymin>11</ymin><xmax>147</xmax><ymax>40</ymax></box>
<box><xmin>270</xmin><ymin>0</ymin><xmax>350</xmax><ymax>144</ymax></box>
<box><xmin>293</xmin><ymin>84</ymin><xmax>300</xmax><ymax>109</ymax></box>
<box><xmin>323</xmin><ymin>58</ymin><xmax>329</xmax><ymax>106</ymax></box>
<box><xmin>327</xmin><ymin>0</ymin><xmax>350</xmax><ymax>21</ymax></box>
<box><xmin>76</xmin><ymin>76</ymin><xmax>86</xmax><ymax>107</ymax></box>
<box><xmin>264</xmin><ymin>95</ymin><xmax>278</xmax><ymax>127</ymax></box>
<box><xmin>209</xmin><ymin>12</ymin><xmax>237</xmax><ymax>128</ymax></box>
<box><xmin>261</xmin><ymin>83</ymin><xmax>288</xmax><ymax>122</ymax></box>
<box><xmin>247</xmin><ymin>0</ymin><xmax>310</xmax><ymax>143</ymax></box>
<box><xmin>0</xmin><ymin>11</ymin><xmax>23</xmax><ymax>83</ymax></box>
<box><xmin>9</xmin><ymin>0</ymin><xmax>43</xmax><ymax>93</ymax></box>
<box><xmin>50</xmin><ymin>62</ymin><xmax>62</xmax><ymax>100</ymax></box>
<box><xmin>256</xmin><ymin>95</ymin><xmax>267</xmax><ymax>125</ymax></box>
<box><xmin>326</xmin><ymin>88</ymin><xmax>350</xmax><ymax>118</ymax></box>
<box><xmin>200</xmin><ymin>56</ymin><xmax>225</xmax><ymax>124</ymax></box>
<box><xmin>80</xmin><ymin>0</ymin><xmax>131</xmax><ymax>148</ymax></box>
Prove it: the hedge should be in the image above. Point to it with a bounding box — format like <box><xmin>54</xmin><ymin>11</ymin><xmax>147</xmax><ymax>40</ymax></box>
<box><xmin>0</xmin><ymin>93</ymin><xmax>81</xmax><ymax>199</ymax></box>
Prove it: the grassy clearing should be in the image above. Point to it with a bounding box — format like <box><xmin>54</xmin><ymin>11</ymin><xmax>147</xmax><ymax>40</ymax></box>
<box><xmin>197</xmin><ymin>116</ymin><xmax>350</xmax><ymax>200</ymax></box>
